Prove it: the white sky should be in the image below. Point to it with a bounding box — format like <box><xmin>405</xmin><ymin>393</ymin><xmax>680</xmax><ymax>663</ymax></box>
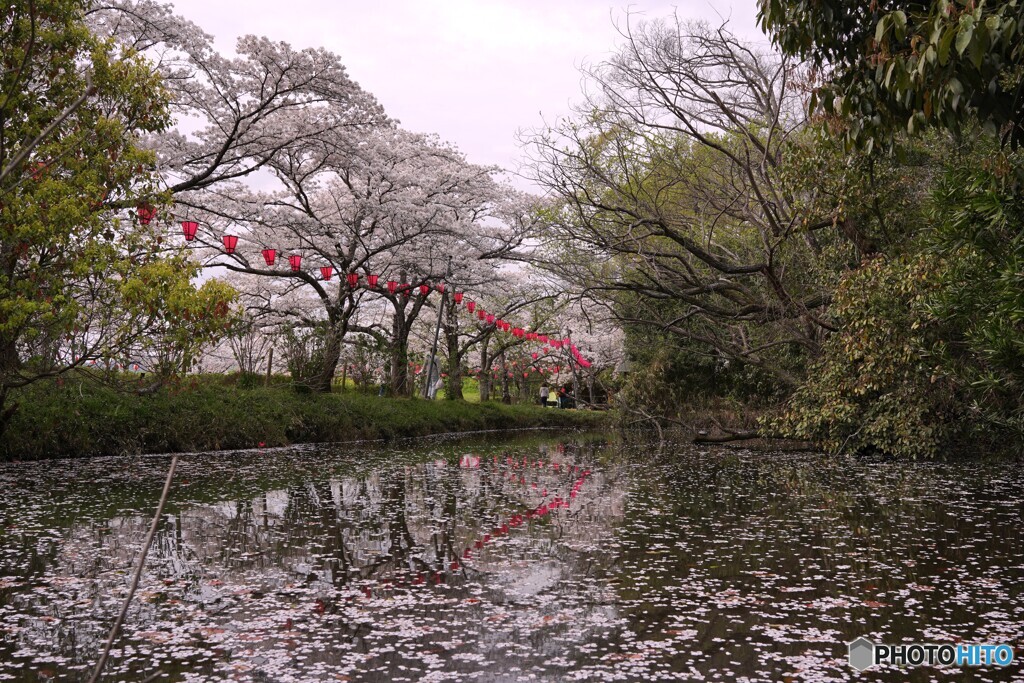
<box><xmin>168</xmin><ymin>0</ymin><xmax>767</xmax><ymax>184</ymax></box>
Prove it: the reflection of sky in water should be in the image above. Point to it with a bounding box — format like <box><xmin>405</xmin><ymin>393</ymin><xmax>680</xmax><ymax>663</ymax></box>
<box><xmin>0</xmin><ymin>436</ymin><xmax>1022</xmax><ymax>682</ymax></box>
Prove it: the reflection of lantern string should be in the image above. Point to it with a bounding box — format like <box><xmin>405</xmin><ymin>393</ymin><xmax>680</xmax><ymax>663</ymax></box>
<box><xmin>354</xmin><ymin>457</ymin><xmax>593</xmax><ymax>594</ymax></box>
<box><xmin>453</xmin><ymin>457</ymin><xmax>592</xmax><ymax>571</ymax></box>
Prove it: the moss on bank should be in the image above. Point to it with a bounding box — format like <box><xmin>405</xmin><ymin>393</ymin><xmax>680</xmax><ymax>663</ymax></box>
<box><xmin>1</xmin><ymin>379</ymin><xmax>608</xmax><ymax>461</ymax></box>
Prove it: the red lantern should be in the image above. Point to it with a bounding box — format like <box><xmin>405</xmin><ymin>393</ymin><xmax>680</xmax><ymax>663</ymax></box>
<box><xmin>436</xmin><ymin>282</ymin><xmax>445</xmax><ymax>293</ymax></box>
<box><xmin>221</xmin><ymin>234</ymin><xmax>237</xmax><ymax>253</ymax></box>
<box><xmin>368</xmin><ymin>274</ymin><xmax>379</xmax><ymax>288</ymax></box>
<box><xmin>532</xmin><ymin>353</ymin><xmax>538</xmax><ymax>360</ymax></box>
<box><xmin>523</xmin><ymin>372</ymin><xmax>529</xmax><ymax>378</ymax></box>
<box><xmin>387</xmin><ymin>280</ymin><xmax>398</xmax><ymax>294</ymax></box>
<box><xmin>466</xmin><ymin>301</ymin><xmax>476</xmax><ymax>313</ymax></box>
<box><xmin>321</xmin><ymin>266</ymin><xmax>334</xmax><ymax>281</ymax></box>
<box><xmin>137</xmin><ymin>205</ymin><xmax>156</xmax><ymax>225</ymax></box>
<box><xmin>539</xmin><ymin>335</ymin><xmax>548</xmax><ymax>343</ymax></box>
<box><xmin>454</xmin><ymin>292</ymin><xmax>464</xmax><ymax>304</ymax></box>
<box><xmin>419</xmin><ymin>284</ymin><xmax>430</xmax><ymax>296</ymax></box>
<box><xmin>289</xmin><ymin>254</ymin><xmax>302</xmax><ymax>271</ymax></box>
<box><xmin>477</xmin><ymin>309</ymin><xmax>485</xmax><ymax>320</ymax></box>
<box><xmin>403</xmin><ymin>284</ymin><xmax>411</xmax><ymax>298</ymax></box>
<box><xmin>486</xmin><ymin>313</ymin><xmax>495</xmax><ymax>324</ymax></box>
<box><xmin>261</xmin><ymin>249</ymin><xmax>276</xmax><ymax>266</ymax></box>
<box><xmin>347</xmin><ymin>273</ymin><xmax>359</xmax><ymax>288</ymax></box>
<box><xmin>180</xmin><ymin>220</ymin><xmax>198</xmax><ymax>241</ymax></box>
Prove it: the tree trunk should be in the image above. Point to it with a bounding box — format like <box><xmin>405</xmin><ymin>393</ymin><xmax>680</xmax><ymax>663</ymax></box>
<box><xmin>500</xmin><ymin>351</ymin><xmax>511</xmax><ymax>404</ymax></box>
<box><xmin>443</xmin><ymin>299</ymin><xmax>463</xmax><ymax>400</ymax></box>
<box><xmin>389</xmin><ymin>306</ymin><xmax>411</xmax><ymax>397</ymax></box>
<box><xmin>312</xmin><ymin>327</ymin><xmax>342</xmax><ymax>393</ymax></box>
<box><xmin>479</xmin><ymin>343</ymin><xmax>491</xmax><ymax>402</ymax></box>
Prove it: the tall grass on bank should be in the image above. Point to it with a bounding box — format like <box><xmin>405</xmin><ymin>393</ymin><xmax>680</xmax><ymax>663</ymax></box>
<box><xmin>1</xmin><ymin>377</ymin><xmax>606</xmax><ymax>460</ymax></box>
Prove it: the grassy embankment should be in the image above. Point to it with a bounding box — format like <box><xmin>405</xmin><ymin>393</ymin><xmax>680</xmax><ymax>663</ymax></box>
<box><xmin>1</xmin><ymin>375</ymin><xmax>607</xmax><ymax>461</ymax></box>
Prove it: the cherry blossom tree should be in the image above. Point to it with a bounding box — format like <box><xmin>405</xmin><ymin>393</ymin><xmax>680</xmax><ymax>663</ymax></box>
<box><xmin>88</xmin><ymin>0</ymin><xmax>388</xmax><ymax>196</ymax></box>
<box><xmin>191</xmin><ymin>128</ymin><xmax>529</xmax><ymax>392</ymax></box>
<box><xmin>88</xmin><ymin>0</ymin><xmax>554</xmax><ymax>397</ymax></box>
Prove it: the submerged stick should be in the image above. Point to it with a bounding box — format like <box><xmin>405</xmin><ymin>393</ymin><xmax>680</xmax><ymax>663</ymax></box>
<box><xmin>88</xmin><ymin>454</ymin><xmax>179</xmax><ymax>683</ymax></box>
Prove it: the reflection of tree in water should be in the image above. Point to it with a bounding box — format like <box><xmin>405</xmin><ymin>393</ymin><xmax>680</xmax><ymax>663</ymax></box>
<box><xmin>0</xmin><ymin>437</ymin><xmax>1021</xmax><ymax>682</ymax></box>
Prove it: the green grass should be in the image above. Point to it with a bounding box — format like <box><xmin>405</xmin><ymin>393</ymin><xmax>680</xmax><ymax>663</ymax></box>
<box><xmin>1</xmin><ymin>377</ymin><xmax>607</xmax><ymax>460</ymax></box>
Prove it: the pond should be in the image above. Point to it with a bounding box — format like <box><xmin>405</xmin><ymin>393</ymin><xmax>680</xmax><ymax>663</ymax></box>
<box><xmin>0</xmin><ymin>433</ymin><xmax>1022</xmax><ymax>682</ymax></box>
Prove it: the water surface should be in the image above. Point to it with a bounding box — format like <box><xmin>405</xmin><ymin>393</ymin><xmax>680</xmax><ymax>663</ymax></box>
<box><xmin>0</xmin><ymin>434</ymin><xmax>1022</xmax><ymax>681</ymax></box>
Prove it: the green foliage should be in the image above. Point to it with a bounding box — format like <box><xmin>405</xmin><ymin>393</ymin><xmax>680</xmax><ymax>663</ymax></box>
<box><xmin>760</xmin><ymin>0</ymin><xmax>1024</xmax><ymax>148</ymax></box>
<box><xmin>771</xmin><ymin>255</ymin><xmax>962</xmax><ymax>458</ymax></box>
<box><xmin>279</xmin><ymin>323</ymin><xmax>337</xmax><ymax>392</ymax></box>
<box><xmin>928</xmin><ymin>145</ymin><xmax>1024</xmax><ymax>437</ymax></box>
<box><xmin>0</xmin><ymin>378</ymin><xmax>607</xmax><ymax>460</ymax></box>
<box><xmin>0</xmin><ymin>0</ymin><xmax>235</xmax><ymax>412</ymax></box>
<box><xmin>617</xmin><ymin>325</ymin><xmax>790</xmax><ymax>421</ymax></box>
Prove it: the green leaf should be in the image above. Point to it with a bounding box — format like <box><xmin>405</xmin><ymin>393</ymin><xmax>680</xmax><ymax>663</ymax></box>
<box><xmin>956</xmin><ymin>17</ymin><xmax>975</xmax><ymax>55</ymax></box>
<box><xmin>884</xmin><ymin>62</ymin><xmax>897</xmax><ymax>89</ymax></box>
<box><xmin>937</xmin><ymin>27</ymin><xmax>955</xmax><ymax>65</ymax></box>
<box><xmin>893</xmin><ymin>10</ymin><xmax>908</xmax><ymax>39</ymax></box>
<box><xmin>875</xmin><ymin>15</ymin><xmax>890</xmax><ymax>44</ymax></box>
<box><xmin>969</xmin><ymin>33</ymin><xmax>987</xmax><ymax>68</ymax></box>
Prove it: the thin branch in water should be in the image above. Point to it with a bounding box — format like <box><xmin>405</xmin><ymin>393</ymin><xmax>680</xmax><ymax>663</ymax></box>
<box><xmin>88</xmin><ymin>454</ymin><xmax>179</xmax><ymax>683</ymax></box>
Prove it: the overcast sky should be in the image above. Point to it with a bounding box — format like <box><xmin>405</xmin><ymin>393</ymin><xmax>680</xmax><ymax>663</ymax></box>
<box><xmin>168</xmin><ymin>0</ymin><xmax>766</xmax><ymax>183</ymax></box>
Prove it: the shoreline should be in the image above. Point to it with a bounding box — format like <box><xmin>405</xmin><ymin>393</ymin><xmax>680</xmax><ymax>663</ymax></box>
<box><xmin>1</xmin><ymin>379</ymin><xmax>608</xmax><ymax>461</ymax></box>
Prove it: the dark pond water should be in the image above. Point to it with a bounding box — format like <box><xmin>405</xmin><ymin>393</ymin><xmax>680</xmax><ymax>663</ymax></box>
<box><xmin>0</xmin><ymin>433</ymin><xmax>1022</xmax><ymax>682</ymax></box>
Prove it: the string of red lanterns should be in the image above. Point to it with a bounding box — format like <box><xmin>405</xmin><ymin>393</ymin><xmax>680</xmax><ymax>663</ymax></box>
<box><xmin>156</xmin><ymin>211</ymin><xmax>597</xmax><ymax>368</ymax></box>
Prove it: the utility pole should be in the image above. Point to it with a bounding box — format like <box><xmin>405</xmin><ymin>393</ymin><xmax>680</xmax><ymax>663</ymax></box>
<box><xmin>423</xmin><ymin>256</ymin><xmax>453</xmax><ymax>398</ymax></box>
<box><xmin>565</xmin><ymin>328</ymin><xmax>581</xmax><ymax>409</ymax></box>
